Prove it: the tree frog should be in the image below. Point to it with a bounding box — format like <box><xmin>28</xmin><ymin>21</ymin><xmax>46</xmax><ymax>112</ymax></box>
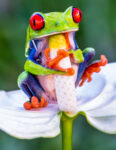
<box><xmin>17</xmin><ymin>6</ymin><xmax>107</xmax><ymax>110</ymax></box>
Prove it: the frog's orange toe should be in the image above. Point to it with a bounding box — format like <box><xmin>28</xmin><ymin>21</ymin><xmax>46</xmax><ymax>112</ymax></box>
<box><xmin>99</xmin><ymin>55</ymin><xmax>108</xmax><ymax>66</ymax></box>
<box><xmin>31</xmin><ymin>96</ymin><xmax>40</xmax><ymax>108</ymax></box>
<box><xmin>24</xmin><ymin>101</ymin><xmax>32</xmax><ymax>110</ymax></box>
<box><xmin>66</xmin><ymin>68</ymin><xmax>75</xmax><ymax>76</ymax></box>
<box><xmin>23</xmin><ymin>96</ymin><xmax>48</xmax><ymax>110</ymax></box>
<box><xmin>40</xmin><ymin>97</ymin><xmax>48</xmax><ymax>107</ymax></box>
<box><xmin>43</xmin><ymin>101</ymin><xmax>48</xmax><ymax>107</ymax></box>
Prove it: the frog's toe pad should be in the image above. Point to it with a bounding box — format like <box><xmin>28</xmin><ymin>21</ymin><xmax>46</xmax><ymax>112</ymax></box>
<box><xmin>31</xmin><ymin>96</ymin><xmax>40</xmax><ymax>108</ymax></box>
<box><xmin>23</xmin><ymin>96</ymin><xmax>48</xmax><ymax>110</ymax></box>
<box><xmin>24</xmin><ymin>101</ymin><xmax>32</xmax><ymax>110</ymax></box>
<box><xmin>24</xmin><ymin>96</ymin><xmax>40</xmax><ymax>110</ymax></box>
<box><xmin>40</xmin><ymin>97</ymin><xmax>48</xmax><ymax>107</ymax></box>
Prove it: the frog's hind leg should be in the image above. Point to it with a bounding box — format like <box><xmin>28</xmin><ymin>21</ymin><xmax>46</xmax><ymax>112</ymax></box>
<box><xmin>17</xmin><ymin>71</ymin><xmax>37</xmax><ymax>99</ymax></box>
<box><xmin>17</xmin><ymin>71</ymin><xmax>47</xmax><ymax>109</ymax></box>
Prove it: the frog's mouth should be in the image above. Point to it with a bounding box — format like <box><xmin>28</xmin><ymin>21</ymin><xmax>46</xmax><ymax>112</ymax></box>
<box><xmin>31</xmin><ymin>28</ymin><xmax>78</xmax><ymax>39</ymax></box>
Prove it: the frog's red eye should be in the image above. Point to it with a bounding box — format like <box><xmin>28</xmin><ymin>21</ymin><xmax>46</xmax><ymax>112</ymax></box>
<box><xmin>72</xmin><ymin>7</ymin><xmax>82</xmax><ymax>23</ymax></box>
<box><xmin>30</xmin><ymin>13</ymin><xmax>44</xmax><ymax>30</ymax></box>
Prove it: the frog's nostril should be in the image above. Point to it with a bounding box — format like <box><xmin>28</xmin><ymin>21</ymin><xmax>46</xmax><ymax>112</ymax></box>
<box><xmin>55</xmin><ymin>22</ymin><xmax>59</xmax><ymax>26</ymax></box>
<box><xmin>64</xmin><ymin>20</ymin><xmax>68</xmax><ymax>24</ymax></box>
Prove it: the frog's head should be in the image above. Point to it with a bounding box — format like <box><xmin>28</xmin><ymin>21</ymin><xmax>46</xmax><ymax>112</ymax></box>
<box><xmin>25</xmin><ymin>6</ymin><xmax>82</xmax><ymax>57</ymax></box>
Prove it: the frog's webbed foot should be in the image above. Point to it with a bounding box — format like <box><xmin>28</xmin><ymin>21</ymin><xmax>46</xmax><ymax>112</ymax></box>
<box><xmin>44</xmin><ymin>48</ymin><xmax>69</xmax><ymax>67</ymax></box>
<box><xmin>44</xmin><ymin>48</ymin><xmax>74</xmax><ymax>75</ymax></box>
<box><xmin>24</xmin><ymin>96</ymin><xmax>48</xmax><ymax>110</ymax></box>
<box><xmin>79</xmin><ymin>55</ymin><xmax>108</xmax><ymax>86</ymax></box>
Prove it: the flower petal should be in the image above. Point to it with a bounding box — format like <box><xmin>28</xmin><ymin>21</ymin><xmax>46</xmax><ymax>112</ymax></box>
<box><xmin>0</xmin><ymin>90</ymin><xmax>60</xmax><ymax>139</ymax></box>
<box><xmin>76</xmin><ymin>63</ymin><xmax>116</xmax><ymax>111</ymax></box>
<box><xmin>76</xmin><ymin>74</ymin><xmax>106</xmax><ymax>109</ymax></box>
<box><xmin>77</xmin><ymin>63</ymin><xmax>116</xmax><ymax>134</ymax></box>
<box><xmin>85</xmin><ymin>112</ymin><xmax>116</xmax><ymax>134</ymax></box>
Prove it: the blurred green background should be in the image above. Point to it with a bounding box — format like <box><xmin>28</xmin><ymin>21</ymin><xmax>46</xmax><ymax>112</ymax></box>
<box><xmin>0</xmin><ymin>0</ymin><xmax>116</xmax><ymax>149</ymax></box>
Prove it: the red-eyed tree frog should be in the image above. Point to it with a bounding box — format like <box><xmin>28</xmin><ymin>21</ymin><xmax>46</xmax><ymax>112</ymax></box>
<box><xmin>17</xmin><ymin>6</ymin><xmax>107</xmax><ymax>110</ymax></box>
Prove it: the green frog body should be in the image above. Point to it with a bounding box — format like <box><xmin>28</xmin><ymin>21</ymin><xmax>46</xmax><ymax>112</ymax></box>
<box><xmin>17</xmin><ymin>6</ymin><xmax>107</xmax><ymax>109</ymax></box>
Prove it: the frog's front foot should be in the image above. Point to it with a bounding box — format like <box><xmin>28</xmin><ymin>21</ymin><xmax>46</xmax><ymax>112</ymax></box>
<box><xmin>44</xmin><ymin>48</ymin><xmax>74</xmax><ymax>75</ymax></box>
<box><xmin>44</xmin><ymin>48</ymin><xmax>69</xmax><ymax>67</ymax></box>
<box><xmin>79</xmin><ymin>55</ymin><xmax>108</xmax><ymax>86</ymax></box>
<box><xmin>24</xmin><ymin>96</ymin><xmax>48</xmax><ymax>110</ymax></box>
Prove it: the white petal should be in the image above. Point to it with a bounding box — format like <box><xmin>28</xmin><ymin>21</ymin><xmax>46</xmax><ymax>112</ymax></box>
<box><xmin>85</xmin><ymin>113</ymin><xmax>116</xmax><ymax>134</ymax></box>
<box><xmin>84</xmin><ymin>91</ymin><xmax>116</xmax><ymax>134</ymax></box>
<box><xmin>76</xmin><ymin>63</ymin><xmax>116</xmax><ymax>111</ymax></box>
<box><xmin>76</xmin><ymin>74</ymin><xmax>106</xmax><ymax>110</ymax></box>
<box><xmin>0</xmin><ymin>90</ymin><xmax>60</xmax><ymax>139</ymax></box>
<box><xmin>77</xmin><ymin>63</ymin><xmax>116</xmax><ymax>134</ymax></box>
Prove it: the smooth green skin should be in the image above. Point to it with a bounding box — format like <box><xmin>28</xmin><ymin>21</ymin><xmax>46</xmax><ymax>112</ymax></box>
<box><xmin>69</xmin><ymin>49</ymin><xmax>84</xmax><ymax>63</ymax></box>
<box><xmin>17</xmin><ymin>71</ymin><xmax>29</xmax><ymax>87</ymax></box>
<box><xmin>24</xmin><ymin>60</ymin><xmax>66</xmax><ymax>75</ymax></box>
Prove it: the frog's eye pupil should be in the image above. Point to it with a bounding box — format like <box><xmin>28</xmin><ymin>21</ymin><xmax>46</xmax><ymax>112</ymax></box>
<box><xmin>33</xmin><ymin>19</ymin><xmax>36</xmax><ymax>26</ymax></box>
<box><xmin>30</xmin><ymin>13</ymin><xmax>44</xmax><ymax>30</ymax></box>
<box><xmin>72</xmin><ymin>7</ymin><xmax>82</xmax><ymax>23</ymax></box>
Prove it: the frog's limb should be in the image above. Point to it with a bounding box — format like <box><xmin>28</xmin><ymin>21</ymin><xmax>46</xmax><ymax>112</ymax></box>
<box><xmin>25</xmin><ymin>41</ymin><xmax>66</xmax><ymax>76</ymax></box>
<box><xmin>45</xmin><ymin>48</ymin><xmax>69</xmax><ymax>67</ymax></box>
<box><xmin>17</xmin><ymin>71</ymin><xmax>47</xmax><ymax>109</ymax></box>
<box><xmin>79</xmin><ymin>55</ymin><xmax>108</xmax><ymax>86</ymax></box>
<box><xmin>44</xmin><ymin>48</ymin><xmax>74</xmax><ymax>75</ymax></box>
<box><xmin>75</xmin><ymin>47</ymin><xmax>95</xmax><ymax>87</ymax></box>
<box><xmin>68</xmin><ymin>49</ymin><xmax>84</xmax><ymax>63</ymax></box>
<box><xmin>24</xmin><ymin>60</ymin><xmax>66</xmax><ymax>75</ymax></box>
<box><xmin>18</xmin><ymin>71</ymin><xmax>45</xmax><ymax>99</ymax></box>
<box><xmin>64</xmin><ymin>33</ymin><xmax>71</xmax><ymax>49</ymax></box>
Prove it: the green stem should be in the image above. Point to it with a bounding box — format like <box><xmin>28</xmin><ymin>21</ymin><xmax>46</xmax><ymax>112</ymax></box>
<box><xmin>61</xmin><ymin>114</ymin><xmax>74</xmax><ymax>150</ymax></box>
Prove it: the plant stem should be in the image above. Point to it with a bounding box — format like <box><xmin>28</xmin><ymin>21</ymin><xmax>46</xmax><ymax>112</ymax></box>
<box><xmin>61</xmin><ymin>114</ymin><xmax>74</xmax><ymax>150</ymax></box>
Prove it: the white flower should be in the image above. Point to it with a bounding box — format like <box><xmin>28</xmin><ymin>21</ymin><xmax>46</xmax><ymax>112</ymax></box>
<box><xmin>0</xmin><ymin>63</ymin><xmax>116</xmax><ymax>139</ymax></box>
